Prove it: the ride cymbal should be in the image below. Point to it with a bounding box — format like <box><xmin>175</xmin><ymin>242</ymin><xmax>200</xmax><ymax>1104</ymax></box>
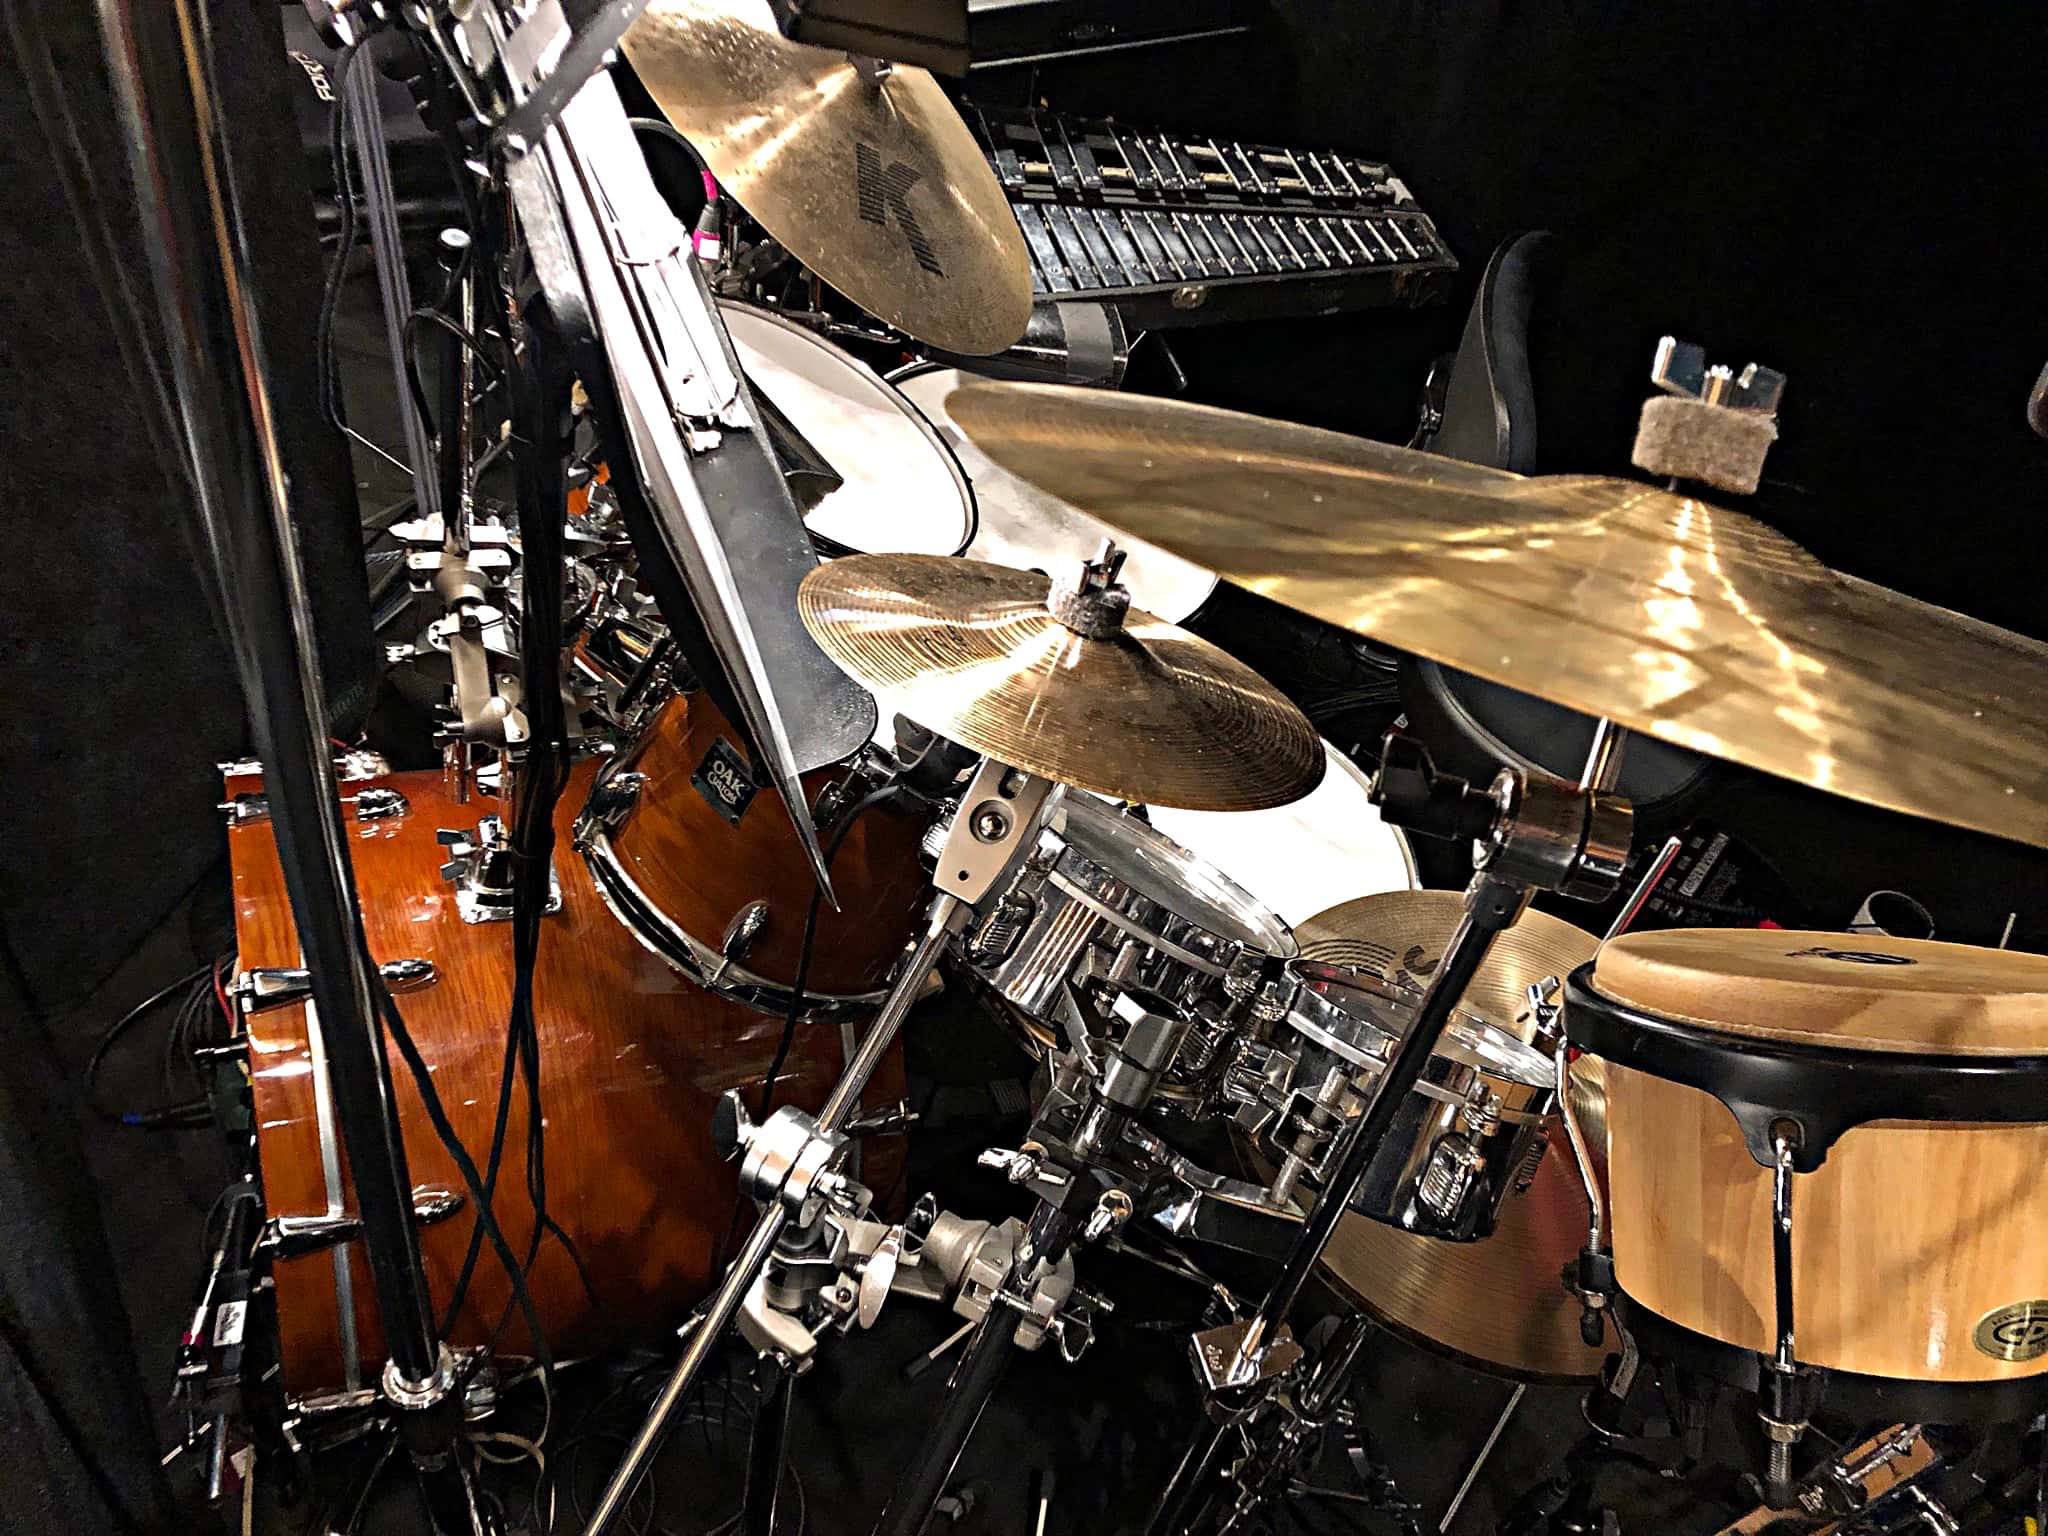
<box><xmin>1293</xmin><ymin>890</ymin><xmax>1608</xmax><ymax>1381</ymax></box>
<box><xmin>796</xmin><ymin>554</ymin><xmax>1324</xmax><ymax>811</ymax></box>
<box><xmin>625</xmin><ymin>0</ymin><xmax>1031</xmax><ymax>355</ymax></box>
<box><xmin>945</xmin><ymin>381</ymin><xmax>2048</xmax><ymax>850</ymax></box>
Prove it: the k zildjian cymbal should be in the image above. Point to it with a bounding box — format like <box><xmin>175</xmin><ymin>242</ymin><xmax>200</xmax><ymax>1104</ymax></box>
<box><xmin>1293</xmin><ymin>890</ymin><xmax>1609</xmax><ymax>1382</ymax></box>
<box><xmin>945</xmin><ymin>381</ymin><xmax>2048</xmax><ymax>851</ymax></box>
<box><xmin>796</xmin><ymin>554</ymin><xmax>1325</xmax><ymax>811</ymax></box>
<box><xmin>624</xmin><ymin>0</ymin><xmax>1031</xmax><ymax>356</ymax></box>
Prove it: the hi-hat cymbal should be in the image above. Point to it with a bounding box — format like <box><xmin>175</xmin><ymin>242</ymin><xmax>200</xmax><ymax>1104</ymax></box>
<box><xmin>1292</xmin><ymin>890</ymin><xmax>1608</xmax><ymax>1381</ymax></box>
<box><xmin>796</xmin><ymin>554</ymin><xmax>1324</xmax><ymax>810</ymax></box>
<box><xmin>946</xmin><ymin>381</ymin><xmax>2048</xmax><ymax>850</ymax></box>
<box><xmin>625</xmin><ymin>0</ymin><xmax>1031</xmax><ymax>356</ymax></box>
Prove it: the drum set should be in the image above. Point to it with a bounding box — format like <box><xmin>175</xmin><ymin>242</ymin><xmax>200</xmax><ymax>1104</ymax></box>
<box><xmin>105</xmin><ymin>0</ymin><xmax>2048</xmax><ymax>1533</ymax></box>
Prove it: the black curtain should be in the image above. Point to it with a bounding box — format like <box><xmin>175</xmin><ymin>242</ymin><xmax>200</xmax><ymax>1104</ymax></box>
<box><xmin>0</xmin><ymin>2</ymin><xmax>376</xmax><ymax>1527</ymax></box>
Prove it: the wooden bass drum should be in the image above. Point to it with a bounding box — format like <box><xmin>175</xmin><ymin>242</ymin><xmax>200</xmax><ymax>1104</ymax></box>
<box><xmin>1573</xmin><ymin>927</ymin><xmax>2048</xmax><ymax>1409</ymax></box>
<box><xmin>228</xmin><ymin>753</ymin><xmax>908</xmax><ymax>1401</ymax></box>
<box><xmin>580</xmin><ymin>690</ymin><xmax>932</xmax><ymax>1009</ymax></box>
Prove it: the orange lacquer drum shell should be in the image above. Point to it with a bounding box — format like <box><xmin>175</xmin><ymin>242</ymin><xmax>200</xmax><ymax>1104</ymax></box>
<box><xmin>229</xmin><ymin>750</ymin><xmax>910</xmax><ymax>1400</ymax></box>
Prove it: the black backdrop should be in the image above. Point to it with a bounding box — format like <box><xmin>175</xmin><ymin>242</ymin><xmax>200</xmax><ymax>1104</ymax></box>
<box><xmin>1001</xmin><ymin>0</ymin><xmax>2048</xmax><ymax>642</ymax></box>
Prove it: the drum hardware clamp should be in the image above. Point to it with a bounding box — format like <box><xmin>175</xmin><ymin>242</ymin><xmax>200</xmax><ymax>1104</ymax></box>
<box><xmin>220</xmin><ymin>785</ymin><xmax>410</xmax><ymax>828</ymax></box>
<box><xmin>231</xmin><ymin>959</ymin><xmax>440</xmax><ymax>1017</ymax></box>
<box><xmin>437</xmin><ymin>816</ymin><xmax>564</xmax><ymax>924</ymax></box>
<box><xmin>582</xmin><ymin>755</ymin><xmax>1066</xmax><ymax>1536</ymax></box>
<box><xmin>1144</xmin><ymin>725</ymin><xmax>1635</xmax><ymax>1536</ymax></box>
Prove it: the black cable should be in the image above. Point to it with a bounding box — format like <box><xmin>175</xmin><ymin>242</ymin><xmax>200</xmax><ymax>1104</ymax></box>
<box><xmin>375</xmin><ymin>976</ymin><xmax>551</xmax><ymax>1368</ymax></box>
<box><xmin>439</xmin><ymin>287</ymin><xmax>597</xmax><ymax>1340</ymax></box>
<box><xmin>84</xmin><ymin>962</ymin><xmax>218</xmax><ymax>1129</ymax></box>
<box><xmin>710</xmin><ymin>780</ymin><xmax>901</xmax><ymax>1275</ymax></box>
<box><xmin>316</xmin><ymin>39</ymin><xmax>368</xmax><ymax>437</ymax></box>
<box><xmin>754</xmin><ymin>783</ymin><xmax>902</xmax><ymax>1122</ymax></box>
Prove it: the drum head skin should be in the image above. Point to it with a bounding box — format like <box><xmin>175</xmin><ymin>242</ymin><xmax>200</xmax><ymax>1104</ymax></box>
<box><xmin>897</xmin><ymin>368</ymin><xmax>1219</xmax><ymax>624</ymax></box>
<box><xmin>1594</xmin><ymin>928</ymin><xmax>2048</xmax><ymax>1056</ymax></box>
<box><xmin>1144</xmin><ymin>747</ymin><xmax>1417</xmax><ymax>927</ymax></box>
<box><xmin>721</xmin><ymin>303</ymin><xmax>973</xmax><ymax>557</ymax></box>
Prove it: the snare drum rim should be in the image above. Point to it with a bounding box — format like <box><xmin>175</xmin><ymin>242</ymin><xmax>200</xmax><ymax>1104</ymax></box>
<box><xmin>1286</xmin><ymin>960</ymin><xmax>1554</xmax><ymax>1089</ymax></box>
<box><xmin>1566</xmin><ymin>961</ymin><xmax>2048</xmax><ymax>1171</ymax></box>
<box><xmin>1057</xmin><ymin>797</ymin><xmax>1298</xmax><ymax>963</ymax></box>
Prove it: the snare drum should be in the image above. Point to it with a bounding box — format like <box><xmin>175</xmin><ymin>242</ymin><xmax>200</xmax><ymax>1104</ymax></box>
<box><xmin>964</xmin><ymin>795</ymin><xmax>1297</xmax><ymax>1023</ymax></box>
<box><xmin>721</xmin><ymin>302</ymin><xmax>975</xmax><ymax>558</ymax></box>
<box><xmin>227</xmin><ymin>758</ymin><xmax>907</xmax><ymax>1400</ymax></box>
<box><xmin>1571</xmin><ymin>928</ymin><xmax>2048</xmax><ymax>1413</ymax></box>
<box><xmin>1269</xmin><ymin>962</ymin><xmax>1558</xmax><ymax>1241</ymax></box>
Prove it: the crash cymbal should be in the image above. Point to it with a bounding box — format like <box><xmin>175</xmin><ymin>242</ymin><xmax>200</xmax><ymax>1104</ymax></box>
<box><xmin>624</xmin><ymin>0</ymin><xmax>1031</xmax><ymax>356</ymax></box>
<box><xmin>796</xmin><ymin>554</ymin><xmax>1324</xmax><ymax>811</ymax></box>
<box><xmin>946</xmin><ymin>381</ymin><xmax>2048</xmax><ymax>850</ymax></box>
<box><xmin>1293</xmin><ymin>891</ymin><xmax>1608</xmax><ymax>1381</ymax></box>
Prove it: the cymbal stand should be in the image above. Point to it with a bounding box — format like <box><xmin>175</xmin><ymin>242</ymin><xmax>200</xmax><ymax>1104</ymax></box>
<box><xmin>582</xmin><ymin>758</ymin><xmax>1065</xmax><ymax>1536</ymax></box>
<box><xmin>1144</xmin><ymin>729</ymin><xmax>1634</xmax><ymax>1536</ymax></box>
<box><xmin>98</xmin><ymin>2</ymin><xmax>486</xmax><ymax>1529</ymax></box>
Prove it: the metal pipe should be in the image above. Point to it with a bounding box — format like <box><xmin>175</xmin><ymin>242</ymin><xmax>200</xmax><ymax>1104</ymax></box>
<box><xmin>95</xmin><ymin>0</ymin><xmax>442</xmax><ymax>1389</ymax></box>
<box><xmin>346</xmin><ymin>54</ymin><xmax>439</xmax><ymax>523</ymax></box>
<box><xmin>584</xmin><ymin>899</ymin><xmax>965</xmax><ymax>1535</ymax></box>
<box><xmin>1145</xmin><ymin>873</ymin><xmax>1526</xmax><ymax>1536</ymax></box>
<box><xmin>741</xmin><ymin>1363</ymin><xmax>795</xmax><ymax>1536</ymax></box>
<box><xmin>873</xmin><ymin>1199</ymin><xmax>1082</xmax><ymax>1536</ymax></box>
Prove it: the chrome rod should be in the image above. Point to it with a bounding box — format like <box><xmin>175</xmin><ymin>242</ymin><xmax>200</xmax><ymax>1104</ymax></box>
<box><xmin>582</xmin><ymin>899</ymin><xmax>963</xmax><ymax>1536</ymax></box>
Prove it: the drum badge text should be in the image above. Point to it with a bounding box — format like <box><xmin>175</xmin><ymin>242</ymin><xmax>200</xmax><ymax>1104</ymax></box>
<box><xmin>692</xmin><ymin>738</ymin><xmax>760</xmax><ymax>826</ymax></box>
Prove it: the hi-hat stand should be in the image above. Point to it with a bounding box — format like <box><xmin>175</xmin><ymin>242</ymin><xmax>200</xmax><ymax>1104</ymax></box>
<box><xmin>95</xmin><ymin>0</ymin><xmax>486</xmax><ymax>1529</ymax></box>
<box><xmin>1144</xmin><ymin>727</ymin><xmax>1635</xmax><ymax>1536</ymax></box>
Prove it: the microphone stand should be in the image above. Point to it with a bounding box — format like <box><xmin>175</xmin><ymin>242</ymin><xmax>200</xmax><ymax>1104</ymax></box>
<box><xmin>96</xmin><ymin>1</ymin><xmax>485</xmax><ymax>1528</ymax></box>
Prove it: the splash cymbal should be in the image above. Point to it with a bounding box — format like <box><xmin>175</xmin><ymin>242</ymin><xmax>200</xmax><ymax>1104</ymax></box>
<box><xmin>796</xmin><ymin>554</ymin><xmax>1324</xmax><ymax>811</ymax></box>
<box><xmin>945</xmin><ymin>381</ymin><xmax>2048</xmax><ymax>850</ymax></box>
<box><xmin>625</xmin><ymin>0</ymin><xmax>1031</xmax><ymax>355</ymax></box>
<box><xmin>1294</xmin><ymin>890</ymin><xmax>1608</xmax><ymax>1381</ymax></box>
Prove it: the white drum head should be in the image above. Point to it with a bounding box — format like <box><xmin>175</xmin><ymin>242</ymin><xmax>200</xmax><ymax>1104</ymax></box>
<box><xmin>895</xmin><ymin>367</ymin><xmax>1220</xmax><ymax>624</ymax></box>
<box><xmin>1144</xmin><ymin>744</ymin><xmax>1418</xmax><ymax>926</ymax></box>
<box><xmin>721</xmin><ymin>303</ymin><xmax>973</xmax><ymax>557</ymax></box>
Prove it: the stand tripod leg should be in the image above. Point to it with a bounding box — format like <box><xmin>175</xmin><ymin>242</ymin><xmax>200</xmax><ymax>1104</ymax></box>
<box><xmin>742</xmin><ymin>1361</ymin><xmax>796</xmax><ymax>1536</ymax></box>
<box><xmin>1144</xmin><ymin>873</ymin><xmax>1529</xmax><ymax>1536</ymax></box>
<box><xmin>872</xmin><ymin>1198</ymin><xmax>1083</xmax><ymax>1536</ymax></box>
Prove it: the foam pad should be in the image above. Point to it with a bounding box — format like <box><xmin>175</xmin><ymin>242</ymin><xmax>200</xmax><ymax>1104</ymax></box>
<box><xmin>1631</xmin><ymin>394</ymin><xmax>1778</xmax><ymax>495</ymax></box>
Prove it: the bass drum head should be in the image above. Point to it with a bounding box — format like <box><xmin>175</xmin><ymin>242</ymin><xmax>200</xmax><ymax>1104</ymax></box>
<box><xmin>894</xmin><ymin>365</ymin><xmax>1221</xmax><ymax>625</ymax></box>
<box><xmin>1142</xmin><ymin>743</ymin><xmax>1417</xmax><ymax>927</ymax></box>
<box><xmin>720</xmin><ymin>302</ymin><xmax>974</xmax><ymax>557</ymax></box>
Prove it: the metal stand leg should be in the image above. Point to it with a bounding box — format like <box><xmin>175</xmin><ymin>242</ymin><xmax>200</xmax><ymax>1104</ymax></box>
<box><xmin>871</xmin><ymin>1197</ymin><xmax>1085</xmax><ymax>1536</ymax></box>
<box><xmin>742</xmin><ymin>1361</ymin><xmax>796</xmax><ymax>1536</ymax></box>
<box><xmin>98</xmin><ymin>3</ymin><xmax>485</xmax><ymax>1528</ymax></box>
<box><xmin>1145</xmin><ymin>873</ymin><xmax>1529</xmax><ymax>1536</ymax></box>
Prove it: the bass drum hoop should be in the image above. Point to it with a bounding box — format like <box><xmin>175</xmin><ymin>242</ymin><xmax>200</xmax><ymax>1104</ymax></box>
<box><xmin>580</xmin><ymin>824</ymin><xmax>888</xmax><ymax>1020</ymax></box>
<box><xmin>724</xmin><ymin>302</ymin><xmax>978</xmax><ymax>559</ymax></box>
